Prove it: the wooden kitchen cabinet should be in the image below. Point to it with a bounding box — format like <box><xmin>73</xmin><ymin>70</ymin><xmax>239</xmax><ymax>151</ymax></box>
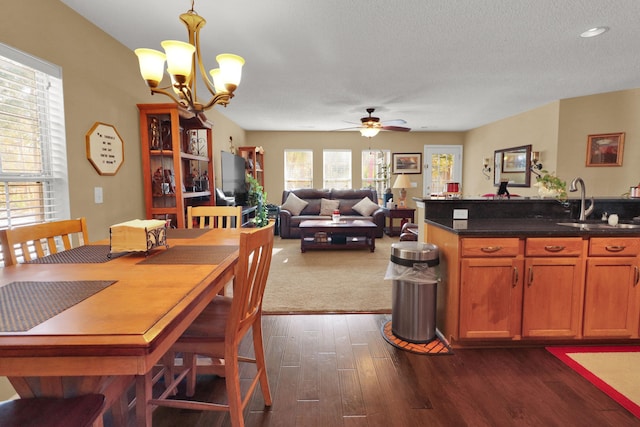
<box><xmin>583</xmin><ymin>237</ymin><xmax>640</xmax><ymax>338</ymax></box>
<box><xmin>521</xmin><ymin>238</ymin><xmax>584</xmax><ymax>338</ymax></box>
<box><xmin>459</xmin><ymin>238</ymin><xmax>524</xmax><ymax>339</ymax></box>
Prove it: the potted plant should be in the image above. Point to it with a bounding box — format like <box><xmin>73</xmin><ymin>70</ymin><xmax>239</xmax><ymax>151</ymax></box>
<box><xmin>246</xmin><ymin>173</ymin><xmax>269</xmax><ymax>227</ymax></box>
<box><xmin>534</xmin><ymin>170</ymin><xmax>567</xmax><ymax>200</ymax></box>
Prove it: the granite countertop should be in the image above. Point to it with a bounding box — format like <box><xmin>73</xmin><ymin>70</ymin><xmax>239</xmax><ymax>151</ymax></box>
<box><xmin>426</xmin><ymin>217</ymin><xmax>640</xmax><ymax>237</ymax></box>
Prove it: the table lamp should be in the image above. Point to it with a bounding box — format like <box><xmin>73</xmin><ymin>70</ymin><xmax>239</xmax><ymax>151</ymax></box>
<box><xmin>392</xmin><ymin>174</ymin><xmax>411</xmax><ymax>207</ymax></box>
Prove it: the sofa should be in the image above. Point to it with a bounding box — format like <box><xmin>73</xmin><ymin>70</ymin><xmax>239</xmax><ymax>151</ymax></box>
<box><xmin>278</xmin><ymin>188</ymin><xmax>385</xmax><ymax>238</ymax></box>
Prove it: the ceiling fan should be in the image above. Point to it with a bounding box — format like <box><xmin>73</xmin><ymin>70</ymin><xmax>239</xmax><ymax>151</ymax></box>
<box><xmin>340</xmin><ymin>108</ymin><xmax>411</xmax><ymax>137</ymax></box>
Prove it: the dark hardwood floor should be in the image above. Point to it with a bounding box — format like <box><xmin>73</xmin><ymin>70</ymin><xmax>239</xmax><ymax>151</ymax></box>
<box><xmin>148</xmin><ymin>314</ymin><xmax>639</xmax><ymax>427</ymax></box>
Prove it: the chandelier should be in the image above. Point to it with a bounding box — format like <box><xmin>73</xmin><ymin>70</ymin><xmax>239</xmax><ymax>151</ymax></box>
<box><xmin>134</xmin><ymin>1</ymin><xmax>245</xmax><ymax>113</ymax></box>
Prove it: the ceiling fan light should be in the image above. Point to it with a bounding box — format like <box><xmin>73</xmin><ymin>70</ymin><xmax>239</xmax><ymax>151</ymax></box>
<box><xmin>134</xmin><ymin>48</ymin><xmax>166</xmax><ymax>87</ymax></box>
<box><xmin>360</xmin><ymin>127</ymin><xmax>380</xmax><ymax>138</ymax></box>
<box><xmin>216</xmin><ymin>53</ymin><xmax>245</xmax><ymax>92</ymax></box>
<box><xmin>161</xmin><ymin>40</ymin><xmax>195</xmax><ymax>79</ymax></box>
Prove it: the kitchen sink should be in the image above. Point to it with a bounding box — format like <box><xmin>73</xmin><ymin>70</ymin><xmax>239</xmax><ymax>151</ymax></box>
<box><xmin>557</xmin><ymin>222</ymin><xmax>640</xmax><ymax>230</ymax></box>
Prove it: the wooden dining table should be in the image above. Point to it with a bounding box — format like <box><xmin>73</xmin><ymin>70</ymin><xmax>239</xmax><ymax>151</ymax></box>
<box><xmin>0</xmin><ymin>227</ymin><xmax>243</xmax><ymax>427</ymax></box>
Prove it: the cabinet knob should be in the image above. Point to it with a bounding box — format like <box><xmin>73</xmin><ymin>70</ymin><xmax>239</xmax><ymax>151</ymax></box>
<box><xmin>544</xmin><ymin>245</ymin><xmax>565</xmax><ymax>252</ymax></box>
<box><xmin>605</xmin><ymin>245</ymin><xmax>626</xmax><ymax>252</ymax></box>
<box><xmin>480</xmin><ymin>246</ymin><xmax>502</xmax><ymax>253</ymax></box>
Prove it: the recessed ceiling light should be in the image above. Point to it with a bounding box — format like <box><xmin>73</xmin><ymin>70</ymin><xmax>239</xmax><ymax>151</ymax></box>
<box><xmin>580</xmin><ymin>27</ymin><xmax>609</xmax><ymax>38</ymax></box>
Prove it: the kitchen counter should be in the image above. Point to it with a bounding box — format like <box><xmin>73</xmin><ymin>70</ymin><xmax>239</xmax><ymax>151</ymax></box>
<box><xmin>426</xmin><ymin>217</ymin><xmax>640</xmax><ymax>237</ymax></box>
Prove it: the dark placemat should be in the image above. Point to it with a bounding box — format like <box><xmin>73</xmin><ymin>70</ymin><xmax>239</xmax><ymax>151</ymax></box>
<box><xmin>25</xmin><ymin>245</ymin><xmax>124</xmax><ymax>264</ymax></box>
<box><xmin>167</xmin><ymin>228</ymin><xmax>211</xmax><ymax>239</ymax></box>
<box><xmin>137</xmin><ymin>245</ymin><xmax>238</xmax><ymax>265</ymax></box>
<box><xmin>0</xmin><ymin>280</ymin><xmax>116</xmax><ymax>332</ymax></box>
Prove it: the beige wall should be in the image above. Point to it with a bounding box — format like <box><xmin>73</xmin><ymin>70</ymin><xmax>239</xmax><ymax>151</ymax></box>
<box><xmin>464</xmin><ymin>102</ymin><xmax>560</xmax><ymax>197</ymax></box>
<box><xmin>245</xmin><ymin>131</ymin><xmax>465</xmax><ymax>207</ymax></box>
<box><xmin>464</xmin><ymin>89</ymin><xmax>640</xmax><ymax>198</ymax></box>
<box><xmin>557</xmin><ymin>89</ymin><xmax>640</xmax><ymax>196</ymax></box>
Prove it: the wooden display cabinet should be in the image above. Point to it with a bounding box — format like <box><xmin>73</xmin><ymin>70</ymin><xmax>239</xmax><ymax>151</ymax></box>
<box><xmin>237</xmin><ymin>146</ymin><xmax>264</xmax><ymax>187</ymax></box>
<box><xmin>138</xmin><ymin>103</ymin><xmax>214</xmax><ymax>228</ymax></box>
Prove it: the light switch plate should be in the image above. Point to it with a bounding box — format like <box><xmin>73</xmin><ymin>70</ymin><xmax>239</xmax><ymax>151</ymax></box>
<box><xmin>94</xmin><ymin>187</ymin><xmax>103</xmax><ymax>204</ymax></box>
<box><xmin>453</xmin><ymin>209</ymin><xmax>468</xmax><ymax>220</ymax></box>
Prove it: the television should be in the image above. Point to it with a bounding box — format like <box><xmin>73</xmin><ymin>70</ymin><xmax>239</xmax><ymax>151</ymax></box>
<box><xmin>220</xmin><ymin>151</ymin><xmax>247</xmax><ymax>205</ymax></box>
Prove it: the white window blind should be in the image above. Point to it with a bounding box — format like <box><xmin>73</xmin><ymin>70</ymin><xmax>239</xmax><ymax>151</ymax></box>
<box><xmin>284</xmin><ymin>149</ymin><xmax>313</xmax><ymax>190</ymax></box>
<box><xmin>323</xmin><ymin>149</ymin><xmax>351</xmax><ymax>189</ymax></box>
<box><xmin>0</xmin><ymin>43</ymin><xmax>70</xmax><ymax>265</ymax></box>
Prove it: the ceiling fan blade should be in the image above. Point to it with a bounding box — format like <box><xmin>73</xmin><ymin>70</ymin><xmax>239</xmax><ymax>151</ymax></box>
<box><xmin>382</xmin><ymin>125</ymin><xmax>411</xmax><ymax>132</ymax></box>
<box><xmin>381</xmin><ymin>119</ymin><xmax>407</xmax><ymax>126</ymax></box>
<box><xmin>332</xmin><ymin>126</ymin><xmax>362</xmax><ymax>131</ymax></box>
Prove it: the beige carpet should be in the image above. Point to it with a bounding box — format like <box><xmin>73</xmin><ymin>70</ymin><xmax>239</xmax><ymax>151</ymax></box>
<box><xmin>262</xmin><ymin>235</ymin><xmax>395</xmax><ymax>313</ymax></box>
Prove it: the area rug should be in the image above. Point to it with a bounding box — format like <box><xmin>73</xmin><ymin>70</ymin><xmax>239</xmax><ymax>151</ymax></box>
<box><xmin>262</xmin><ymin>235</ymin><xmax>395</xmax><ymax>313</ymax></box>
<box><xmin>547</xmin><ymin>345</ymin><xmax>640</xmax><ymax>418</ymax></box>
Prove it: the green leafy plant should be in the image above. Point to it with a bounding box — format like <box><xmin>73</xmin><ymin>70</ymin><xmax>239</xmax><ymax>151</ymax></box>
<box><xmin>246</xmin><ymin>173</ymin><xmax>269</xmax><ymax>227</ymax></box>
<box><xmin>534</xmin><ymin>170</ymin><xmax>567</xmax><ymax>200</ymax></box>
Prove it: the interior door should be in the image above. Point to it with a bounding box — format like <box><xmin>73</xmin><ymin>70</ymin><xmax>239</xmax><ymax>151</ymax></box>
<box><xmin>423</xmin><ymin>145</ymin><xmax>463</xmax><ymax>195</ymax></box>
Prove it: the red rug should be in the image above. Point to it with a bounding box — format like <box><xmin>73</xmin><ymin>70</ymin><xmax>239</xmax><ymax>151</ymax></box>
<box><xmin>547</xmin><ymin>345</ymin><xmax>640</xmax><ymax>418</ymax></box>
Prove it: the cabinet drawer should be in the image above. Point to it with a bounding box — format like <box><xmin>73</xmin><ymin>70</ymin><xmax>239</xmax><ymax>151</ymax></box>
<box><xmin>526</xmin><ymin>237</ymin><xmax>583</xmax><ymax>257</ymax></box>
<box><xmin>461</xmin><ymin>238</ymin><xmax>520</xmax><ymax>257</ymax></box>
<box><xmin>589</xmin><ymin>237</ymin><xmax>640</xmax><ymax>257</ymax></box>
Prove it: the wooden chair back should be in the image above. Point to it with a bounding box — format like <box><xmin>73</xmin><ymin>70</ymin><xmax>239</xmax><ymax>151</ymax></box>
<box><xmin>150</xmin><ymin>221</ymin><xmax>275</xmax><ymax>425</ymax></box>
<box><xmin>228</xmin><ymin>221</ymin><xmax>275</xmax><ymax>344</ymax></box>
<box><xmin>187</xmin><ymin>206</ymin><xmax>243</xmax><ymax>229</ymax></box>
<box><xmin>0</xmin><ymin>218</ymin><xmax>89</xmax><ymax>266</ymax></box>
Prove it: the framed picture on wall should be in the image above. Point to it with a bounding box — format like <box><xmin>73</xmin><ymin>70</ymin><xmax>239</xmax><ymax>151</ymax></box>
<box><xmin>391</xmin><ymin>153</ymin><xmax>422</xmax><ymax>174</ymax></box>
<box><xmin>586</xmin><ymin>132</ymin><xmax>624</xmax><ymax>166</ymax></box>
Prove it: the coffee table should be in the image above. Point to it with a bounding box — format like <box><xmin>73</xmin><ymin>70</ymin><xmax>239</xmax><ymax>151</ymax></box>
<box><xmin>299</xmin><ymin>219</ymin><xmax>377</xmax><ymax>252</ymax></box>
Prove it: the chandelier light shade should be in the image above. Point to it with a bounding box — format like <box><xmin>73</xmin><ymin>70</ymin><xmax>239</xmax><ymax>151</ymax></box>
<box><xmin>134</xmin><ymin>2</ymin><xmax>245</xmax><ymax>113</ymax></box>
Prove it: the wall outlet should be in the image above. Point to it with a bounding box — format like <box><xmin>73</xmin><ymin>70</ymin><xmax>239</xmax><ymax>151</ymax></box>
<box><xmin>94</xmin><ymin>187</ymin><xmax>103</xmax><ymax>204</ymax></box>
<box><xmin>453</xmin><ymin>209</ymin><xmax>468</xmax><ymax>220</ymax></box>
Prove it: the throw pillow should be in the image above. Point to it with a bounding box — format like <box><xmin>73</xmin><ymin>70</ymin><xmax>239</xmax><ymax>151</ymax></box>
<box><xmin>319</xmin><ymin>198</ymin><xmax>340</xmax><ymax>215</ymax></box>
<box><xmin>352</xmin><ymin>197</ymin><xmax>379</xmax><ymax>216</ymax></box>
<box><xmin>281</xmin><ymin>192</ymin><xmax>309</xmax><ymax>216</ymax></box>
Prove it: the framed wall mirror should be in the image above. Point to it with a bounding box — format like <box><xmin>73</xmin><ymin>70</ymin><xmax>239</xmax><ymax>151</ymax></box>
<box><xmin>494</xmin><ymin>144</ymin><xmax>532</xmax><ymax>187</ymax></box>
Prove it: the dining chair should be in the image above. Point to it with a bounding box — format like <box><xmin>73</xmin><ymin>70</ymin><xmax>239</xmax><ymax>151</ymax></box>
<box><xmin>187</xmin><ymin>205</ymin><xmax>243</xmax><ymax>229</ymax></box>
<box><xmin>149</xmin><ymin>221</ymin><xmax>275</xmax><ymax>427</ymax></box>
<box><xmin>0</xmin><ymin>217</ymin><xmax>89</xmax><ymax>266</ymax></box>
<box><xmin>0</xmin><ymin>394</ymin><xmax>105</xmax><ymax>427</ymax></box>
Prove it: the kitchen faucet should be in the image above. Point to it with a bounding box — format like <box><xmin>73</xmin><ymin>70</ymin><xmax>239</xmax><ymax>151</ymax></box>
<box><xmin>569</xmin><ymin>177</ymin><xmax>594</xmax><ymax>221</ymax></box>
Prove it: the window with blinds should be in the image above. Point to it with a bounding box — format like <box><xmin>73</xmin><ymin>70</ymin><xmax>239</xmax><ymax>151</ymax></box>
<box><xmin>283</xmin><ymin>149</ymin><xmax>313</xmax><ymax>190</ymax></box>
<box><xmin>323</xmin><ymin>149</ymin><xmax>352</xmax><ymax>190</ymax></box>
<box><xmin>0</xmin><ymin>43</ymin><xmax>70</xmax><ymax>265</ymax></box>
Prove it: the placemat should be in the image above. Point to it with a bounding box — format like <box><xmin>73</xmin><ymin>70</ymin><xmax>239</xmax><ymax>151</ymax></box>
<box><xmin>0</xmin><ymin>280</ymin><xmax>116</xmax><ymax>332</ymax></box>
<box><xmin>25</xmin><ymin>245</ymin><xmax>124</xmax><ymax>264</ymax></box>
<box><xmin>167</xmin><ymin>228</ymin><xmax>211</xmax><ymax>239</ymax></box>
<box><xmin>137</xmin><ymin>245</ymin><xmax>238</xmax><ymax>265</ymax></box>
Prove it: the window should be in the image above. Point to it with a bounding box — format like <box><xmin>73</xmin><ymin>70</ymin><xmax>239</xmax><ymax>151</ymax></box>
<box><xmin>323</xmin><ymin>149</ymin><xmax>351</xmax><ymax>189</ymax></box>
<box><xmin>284</xmin><ymin>149</ymin><xmax>313</xmax><ymax>190</ymax></box>
<box><xmin>0</xmin><ymin>43</ymin><xmax>70</xmax><ymax>263</ymax></box>
<box><xmin>362</xmin><ymin>149</ymin><xmax>390</xmax><ymax>199</ymax></box>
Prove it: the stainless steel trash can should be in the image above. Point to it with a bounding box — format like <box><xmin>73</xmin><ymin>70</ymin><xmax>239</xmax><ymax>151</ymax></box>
<box><xmin>389</xmin><ymin>241</ymin><xmax>439</xmax><ymax>343</ymax></box>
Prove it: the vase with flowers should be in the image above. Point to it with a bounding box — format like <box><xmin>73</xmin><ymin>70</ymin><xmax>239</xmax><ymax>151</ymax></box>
<box><xmin>534</xmin><ymin>170</ymin><xmax>567</xmax><ymax>200</ymax></box>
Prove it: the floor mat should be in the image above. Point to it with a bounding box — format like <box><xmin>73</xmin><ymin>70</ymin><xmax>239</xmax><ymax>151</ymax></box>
<box><xmin>547</xmin><ymin>345</ymin><xmax>640</xmax><ymax>418</ymax></box>
<box><xmin>381</xmin><ymin>321</ymin><xmax>453</xmax><ymax>355</ymax></box>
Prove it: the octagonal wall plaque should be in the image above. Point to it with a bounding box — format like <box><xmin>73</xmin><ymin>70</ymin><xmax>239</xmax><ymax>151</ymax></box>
<box><xmin>86</xmin><ymin>122</ymin><xmax>124</xmax><ymax>176</ymax></box>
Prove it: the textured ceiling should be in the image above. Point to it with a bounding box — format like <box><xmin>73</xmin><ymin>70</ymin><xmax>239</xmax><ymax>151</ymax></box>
<box><xmin>60</xmin><ymin>0</ymin><xmax>640</xmax><ymax>132</ymax></box>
